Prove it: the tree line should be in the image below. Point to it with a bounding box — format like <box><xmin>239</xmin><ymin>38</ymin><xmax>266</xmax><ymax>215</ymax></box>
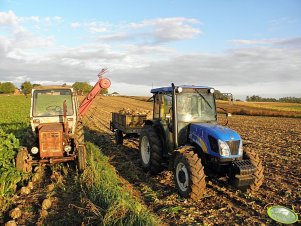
<box><xmin>246</xmin><ymin>95</ymin><xmax>301</xmax><ymax>103</ymax></box>
<box><xmin>0</xmin><ymin>81</ymin><xmax>108</xmax><ymax>95</ymax></box>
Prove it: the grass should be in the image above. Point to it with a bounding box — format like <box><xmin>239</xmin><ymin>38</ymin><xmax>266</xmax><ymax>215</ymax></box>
<box><xmin>81</xmin><ymin>142</ymin><xmax>159</xmax><ymax>226</ymax></box>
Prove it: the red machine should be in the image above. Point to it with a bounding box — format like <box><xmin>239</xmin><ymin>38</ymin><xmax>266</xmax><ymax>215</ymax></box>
<box><xmin>16</xmin><ymin>68</ymin><xmax>111</xmax><ymax>172</ymax></box>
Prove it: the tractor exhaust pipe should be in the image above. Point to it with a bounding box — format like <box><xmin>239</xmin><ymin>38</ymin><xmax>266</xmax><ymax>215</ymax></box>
<box><xmin>171</xmin><ymin>83</ymin><xmax>178</xmax><ymax>149</ymax></box>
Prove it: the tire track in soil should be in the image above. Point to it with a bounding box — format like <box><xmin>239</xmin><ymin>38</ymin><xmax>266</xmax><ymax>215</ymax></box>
<box><xmin>82</xmin><ymin>96</ymin><xmax>301</xmax><ymax>225</ymax></box>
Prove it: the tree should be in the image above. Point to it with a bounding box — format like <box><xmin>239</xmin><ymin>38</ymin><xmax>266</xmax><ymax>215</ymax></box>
<box><xmin>72</xmin><ymin>82</ymin><xmax>93</xmax><ymax>95</ymax></box>
<box><xmin>214</xmin><ymin>90</ymin><xmax>228</xmax><ymax>101</ymax></box>
<box><xmin>21</xmin><ymin>81</ymin><xmax>33</xmax><ymax>95</ymax></box>
<box><xmin>0</xmin><ymin>82</ymin><xmax>15</xmax><ymax>94</ymax></box>
<box><xmin>100</xmin><ymin>88</ymin><xmax>108</xmax><ymax>95</ymax></box>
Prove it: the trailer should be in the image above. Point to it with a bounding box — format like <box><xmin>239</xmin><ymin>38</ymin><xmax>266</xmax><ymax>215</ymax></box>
<box><xmin>110</xmin><ymin>112</ymin><xmax>147</xmax><ymax>145</ymax></box>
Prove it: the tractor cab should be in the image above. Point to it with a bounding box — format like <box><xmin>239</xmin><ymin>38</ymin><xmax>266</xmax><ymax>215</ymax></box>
<box><xmin>30</xmin><ymin>86</ymin><xmax>78</xmax><ymax>135</ymax></box>
<box><xmin>150</xmin><ymin>85</ymin><xmax>241</xmax><ymax>160</ymax></box>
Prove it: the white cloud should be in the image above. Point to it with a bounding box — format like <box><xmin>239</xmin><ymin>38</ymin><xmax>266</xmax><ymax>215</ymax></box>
<box><xmin>73</xmin><ymin>17</ymin><xmax>201</xmax><ymax>43</ymax></box>
<box><xmin>71</xmin><ymin>22</ymin><xmax>81</xmax><ymax>28</ymax></box>
<box><xmin>129</xmin><ymin>17</ymin><xmax>201</xmax><ymax>42</ymax></box>
<box><xmin>70</xmin><ymin>21</ymin><xmax>111</xmax><ymax>33</ymax></box>
<box><xmin>231</xmin><ymin>39</ymin><xmax>278</xmax><ymax>45</ymax></box>
<box><xmin>0</xmin><ymin>10</ymin><xmax>18</xmax><ymax>25</ymax></box>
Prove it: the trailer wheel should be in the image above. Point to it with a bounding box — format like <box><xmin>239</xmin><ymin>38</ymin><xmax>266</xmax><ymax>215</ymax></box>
<box><xmin>174</xmin><ymin>148</ymin><xmax>206</xmax><ymax>201</ymax></box>
<box><xmin>16</xmin><ymin>147</ymin><xmax>32</xmax><ymax>173</ymax></box>
<box><xmin>77</xmin><ymin>145</ymin><xmax>87</xmax><ymax>172</ymax></box>
<box><xmin>139</xmin><ymin>126</ymin><xmax>163</xmax><ymax>174</ymax></box>
<box><xmin>115</xmin><ymin>130</ymin><xmax>123</xmax><ymax>145</ymax></box>
<box><xmin>244</xmin><ymin>150</ymin><xmax>264</xmax><ymax>192</ymax></box>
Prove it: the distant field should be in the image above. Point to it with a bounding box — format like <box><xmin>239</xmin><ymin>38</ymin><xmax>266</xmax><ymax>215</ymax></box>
<box><xmin>232</xmin><ymin>101</ymin><xmax>301</xmax><ymax>112</ymax></box>
<box><xmin>217</xmin><ymin>100</ymin><xmax>301</xmax><ymax>117</ymax></box>
<box><xmin>126</xmin><ymin>96</ymin><xmax>301</xmax><ymax>117</ymax></box>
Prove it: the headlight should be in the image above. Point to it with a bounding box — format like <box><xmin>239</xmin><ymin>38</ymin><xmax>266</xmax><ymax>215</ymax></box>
<box><xmin>176</xmin><ymin>87</ymin><xmax>183</xmax><ymax>93</ymax></box>
<box><xmin>64</xmin><ymin>145</ymin><xmax>72</xmax><ymax>153</ymax></box>
<box><xmin>238</xmin><ymin>141</ymin><xmax>243</xmax><ymax>155</ymax></box>
<box><xmin>31</xmin><ymin>147</ymin><xmax>39</xmax><ymax>154</ymax></box>
<box><xmin>218</xmin><ymin>140</ymin><xmax>230</xmax><ymax>157</ymax></box>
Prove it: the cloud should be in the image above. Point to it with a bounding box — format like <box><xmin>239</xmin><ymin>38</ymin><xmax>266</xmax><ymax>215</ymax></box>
<box><xmin>0</xmin><ymin>10</ymin><xmax>18</xmax><ymax>25</ymax></box>
<box><xmin>108</xmin><ymin>45</ymin><xmax>301</xmax><ymax>97</ymax></box>
<box><xmin>70</xmin><ymin>21</ymin><xmax>111</xmax><ymax>33</ymax></box>
<box><xmin>71</xmin><ymin>22</ymin><xmax>81</xmax><ymax>28</ymax></box>
<box><xmin>73</xmin><ymin>17</ymin><xmax>201</xmax><ymax>43</ymax></box>
<box><xmin>129</xmin><ymin>17</ymin><xmax>201</xmax><ymax>43</ymax></box>
<box><xmin>231</xmin><ymin>39</ymin><xmax>278</xmax><ymax>46</ymax></box>
<box><xmin>275</xmin><ymin>37</ymin><xmax>301</xmax><ymax>48</ymax></box>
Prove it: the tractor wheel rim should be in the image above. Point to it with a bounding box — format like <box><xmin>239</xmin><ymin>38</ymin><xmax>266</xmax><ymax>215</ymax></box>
<box><xmin>141</xmin><ymin>136</ymin><xmax>151</xmax><ymax>164</ymax></box>
<box><xmin>176</xmin><ymin>162</ymin><xmax>189</xmax><ymax>191</ymax></box>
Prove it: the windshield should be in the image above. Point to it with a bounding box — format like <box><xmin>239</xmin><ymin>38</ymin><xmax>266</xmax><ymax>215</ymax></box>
<box><xmin>177</xmin><ymin>89</ymin><xmax>216</xmax><ymax>123</ymax></box>
<box><xmin>33</xmin><ymin>89</ymin><xmax>74</xmax><ymax>117</ymax></box>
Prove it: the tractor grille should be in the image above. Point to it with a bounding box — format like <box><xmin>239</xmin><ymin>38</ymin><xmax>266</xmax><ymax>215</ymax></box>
<box><xmin>226</xmin><ymin>140</ymin><xmax>240</xmax><ymax>155</ymax></box>
<box><xmin>39</xmin><ymin>124</ymin><xmax>63</xmax><ymax>158</ymax></box>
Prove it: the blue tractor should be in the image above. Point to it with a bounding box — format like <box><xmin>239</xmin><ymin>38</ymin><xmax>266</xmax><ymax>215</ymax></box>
<box><xmin>139</xmin><ymin>84</ymin><xmax>264</xmax><ymax>200</ymax></box>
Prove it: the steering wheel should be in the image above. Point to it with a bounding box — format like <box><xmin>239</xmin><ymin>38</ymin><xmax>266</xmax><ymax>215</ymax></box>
<box><xmin>46</xmin><ymin>105</ymin><xmax>62</xmax><ymax>112</ymax></box>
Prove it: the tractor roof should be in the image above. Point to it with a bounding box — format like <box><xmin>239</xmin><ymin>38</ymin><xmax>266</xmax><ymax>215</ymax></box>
<box><xmin>151</xmin><ymin>85</ymin><xmax>213</xmax><ymax>94</ymax></box>
<box><xmin>33</xmin><ymin>85</ymin><xmax>73</xmax><ymax>91</ymax></box>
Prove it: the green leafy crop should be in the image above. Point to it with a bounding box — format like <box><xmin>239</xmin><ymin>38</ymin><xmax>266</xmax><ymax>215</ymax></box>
<box><xmin>0</xmin><ymin>128</ymin><xmax>23</xmax><ymax>196</ymax></box>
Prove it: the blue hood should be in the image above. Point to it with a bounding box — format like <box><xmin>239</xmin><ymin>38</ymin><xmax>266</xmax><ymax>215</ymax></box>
<box><xmin>190</xmin><ymin>123</ymin><xmax>241</xmax><ymax>142</ymax></box>
<box><xmin>189</xmin><ymin>123</ymin><xmax>242</xmax><ymax>158</ymax></box>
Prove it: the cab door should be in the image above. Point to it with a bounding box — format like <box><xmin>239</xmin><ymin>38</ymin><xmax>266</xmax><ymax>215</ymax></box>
<box><xmin>153</xmin><ymin>93</ymin><xmax>174</xmax><ymax>154</ymax></box>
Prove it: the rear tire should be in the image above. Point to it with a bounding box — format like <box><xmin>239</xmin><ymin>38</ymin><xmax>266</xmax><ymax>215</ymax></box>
<box><xmin>77</xmin><ymin>145</ymin><xmax>87</xmax><ymax>172</ymax></box>
<box><xmin>139</xmin><ymin>126</ymin><xmax>163</xmax><ymax>174</ymax></box>
<box><xmin>244</xmin><ymin>150</ymin><xmax>264</xmax><ymax>192</ymax></box>
<box><xmin>174</xmin><ymin>148</ymin><xmax>206</xmax><ymax>201</ymax></box>
<box><xmin>75</xmin><ymin>121</ymin><xmax>86</xmax><ymax>172</ymax></box>
<box><xmin>115</xmin><ymin>129</ymin><xmax>123</xmax><ymax>145</ymax></box>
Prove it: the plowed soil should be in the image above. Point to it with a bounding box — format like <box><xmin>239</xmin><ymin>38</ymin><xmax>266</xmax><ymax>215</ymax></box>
<box><xmin>83</xmin><ymin>96</ymin><xmax>301</xmax><ymax>225</ymax></box>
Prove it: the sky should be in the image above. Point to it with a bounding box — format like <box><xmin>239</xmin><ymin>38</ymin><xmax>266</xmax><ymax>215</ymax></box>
<box><xmin>0</xmin><ymin>0</ymin><xmax>300</xmax><ymax>99</ymax></box>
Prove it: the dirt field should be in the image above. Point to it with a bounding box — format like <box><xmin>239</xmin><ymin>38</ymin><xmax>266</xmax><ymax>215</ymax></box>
<box><xmin>81</xmin><ymin>96</ymin><xmax>301</xmax><ymax>225</ymax></box>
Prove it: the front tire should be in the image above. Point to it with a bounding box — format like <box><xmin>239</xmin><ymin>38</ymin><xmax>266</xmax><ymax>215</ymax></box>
<box><xmin>244</xmin><ymin>150</ymin><xmax>264</xmax><ymax>192</ymax></box>
<box><xmin>139</xmin><ymin>126</ymin><xmax>163</xmax><ymax>174</ymax></box>
<box><xmin>174</xmin><ymin>148</ymin><xmax>206</xmax><ymax>201</ymax></box>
